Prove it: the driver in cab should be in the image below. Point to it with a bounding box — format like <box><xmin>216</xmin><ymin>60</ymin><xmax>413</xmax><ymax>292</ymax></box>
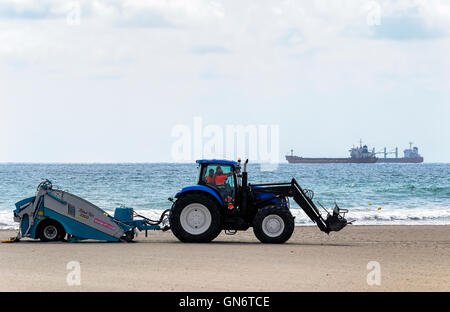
<box><xmin>205</xmin><ymin>168</ymin><xmax>215</xmax><ymax>184</ymax></box>
<box><xmin>213</xmin><ymin>166</ymin><xmax>232</xmax><ymax>185</ymax></box>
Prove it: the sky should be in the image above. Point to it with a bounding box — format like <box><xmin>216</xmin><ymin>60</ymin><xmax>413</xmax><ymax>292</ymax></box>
<box><xmin>1</xmin><ymin>0</ymin><xmax>449</xmax><ymax>163</ymax></box>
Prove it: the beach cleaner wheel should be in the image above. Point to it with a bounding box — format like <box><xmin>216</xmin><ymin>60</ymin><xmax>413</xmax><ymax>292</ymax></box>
<box><xmin>37</xmin><ymin>219</ymin><xmax>66</xmax><ymax>242</ymax></box>
<box><xmin>121</xmin><ymin>230</ymin><xmax>135</xmax><ymax>242</ymax></box>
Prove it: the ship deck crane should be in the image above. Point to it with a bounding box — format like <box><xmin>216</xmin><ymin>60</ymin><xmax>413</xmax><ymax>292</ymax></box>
<box><xmin>375</xmin><ymin>147</ymin><xmax>399</xmax><ymax>159</ymax></box>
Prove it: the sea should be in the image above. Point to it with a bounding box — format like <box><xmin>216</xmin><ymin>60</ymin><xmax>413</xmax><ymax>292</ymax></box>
<box><xmin>1</xmin><ymin>163</ymin><xmax>449</xmax><ymax>229</ymax></box>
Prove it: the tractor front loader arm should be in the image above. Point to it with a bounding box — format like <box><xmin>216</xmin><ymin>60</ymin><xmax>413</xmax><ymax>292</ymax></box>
<box><xmin>289</xmin><ymin>179</ymin><xmax>349</xmax><ymax>233</ymax></box>
<box><xmin>250</xmin><ymin>179</ymin><xmax>349</xmax><ymax>234</ymax></box>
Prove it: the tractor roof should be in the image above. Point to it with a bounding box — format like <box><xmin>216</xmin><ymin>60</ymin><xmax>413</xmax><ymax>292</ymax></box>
<box><xmin>196</xmin><ymin>159</ymin><xmax>238</xmax><ymax>166</ymax></box>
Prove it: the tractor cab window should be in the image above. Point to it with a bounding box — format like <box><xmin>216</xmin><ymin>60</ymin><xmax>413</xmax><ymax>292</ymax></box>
<box><xmin>201</xmin><ymin>165</ymin><xmax>234</xmax><ymax>185</ymax></box>
<box><xmin>200</xmin><ymin>164</ymin><xmax>236</xmax><ymax>201</ymax></box>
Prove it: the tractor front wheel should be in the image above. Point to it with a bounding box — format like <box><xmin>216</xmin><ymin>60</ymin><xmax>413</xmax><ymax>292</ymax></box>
<box><xmin>253</xmin><ymin>206</ymin><xmax>295</xmax><ymax>244</ymax></box>
<box><xmin>169</xmin><ymin>193</ymin><xmax>222</xmax><ymax>243</ymax></box>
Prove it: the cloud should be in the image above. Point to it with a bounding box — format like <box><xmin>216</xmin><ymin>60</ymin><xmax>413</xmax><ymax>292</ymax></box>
<box><xmin>278</xmin><ymin>29</ymin><xmax>304</xmax><ymax>47</ymax></box>
<box><xmin>0</xmin><ymin>0</ymin><xmax>221</xmax><ymax>28</ymax></box>
<box><xmin>199</xmin><ymin>70</ymin><xmax>226</xmax><ymax>80</ymax></box>
<box><xmin>191</xmin><ymin>45</ymin><xmax>230</xmax><ymax>55</ymax></box>
<box><xmin>115</xmin><ymin>10</ymin><xmax>173</xmax><ymax>28</ymax></box>
<box><xmin>370</xmin><ymin>9</ymin><xmax>446</xmax><ymax>40</ymax></box>
<box><xmin>0</xmin><ymin>0</ymin><xmax>66</xmax><ymax>19</ymax></box>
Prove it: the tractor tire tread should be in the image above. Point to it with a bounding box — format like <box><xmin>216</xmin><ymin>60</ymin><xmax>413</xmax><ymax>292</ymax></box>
<box><xmin>252</xmin><ymin>205</ymin><xmax>295</xmax><ymax>244</ymax></box>
<box><xmin>169</xmin><ymin>193</ymin><xmax>222</xmax><ymax>243</ymax></box>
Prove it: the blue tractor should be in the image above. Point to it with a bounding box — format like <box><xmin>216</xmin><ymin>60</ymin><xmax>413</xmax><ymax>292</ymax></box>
<box><xmin>169</xmin><ymin>159</ymin><xmax>350</xmax><ymax>243</ymax></box>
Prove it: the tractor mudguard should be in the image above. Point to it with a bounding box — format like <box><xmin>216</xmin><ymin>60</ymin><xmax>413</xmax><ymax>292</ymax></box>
<box><xmin>175</xmin><ymin>185</ymin><xmax>224</xmax><ymax>206</ymax></box>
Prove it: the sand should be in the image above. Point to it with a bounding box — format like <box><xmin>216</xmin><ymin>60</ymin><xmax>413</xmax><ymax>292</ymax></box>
<box><xmin>1</xmin><ymin>225</ymin><xmax>449</xmax><ymax>292</ymax></box>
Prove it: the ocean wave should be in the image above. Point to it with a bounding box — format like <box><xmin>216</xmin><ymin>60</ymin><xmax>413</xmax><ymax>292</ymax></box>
<box><xmin>2</xmin><ymin>207</ymin><xmax>450</xmax><ymax>230</ymax></box>
<box><xmin>291</xmin><ymin>207</ymin><xmax>450</xmax><ymax>225</ymax></box>
<box><xmin>0</xmin><ymin>211</ymin><xmax>17</xmax><ymax>230</ymax></box>
<box><xmin>375</xmin><ymin>185</ymin><xmax>450</xmax><ymax>196</ymax></box>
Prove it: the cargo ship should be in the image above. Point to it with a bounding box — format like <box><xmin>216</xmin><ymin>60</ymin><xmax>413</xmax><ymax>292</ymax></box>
<box><xmin>286</xmin><ymin>141</ymin><xmax>424</xmax><ymax>164</ymax></box>
<box><xmin>286</xmin><ymin>141</ymin><xmax>377</xmax><ymax>164</ymax></box>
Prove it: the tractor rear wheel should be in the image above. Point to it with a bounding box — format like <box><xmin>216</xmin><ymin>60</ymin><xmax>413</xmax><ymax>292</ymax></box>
<box><xmin>253</xmin><ymin>205</ymin><xmax>295</xmax><ymax>244</ymax></box>
<box><xmin>169</xmin><ymin>193</ymin><xmax>222</xmax><ymax>243</ymax></box>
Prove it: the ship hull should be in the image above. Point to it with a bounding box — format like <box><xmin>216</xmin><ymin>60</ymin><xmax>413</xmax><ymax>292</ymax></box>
<box><xmin>285</xmin><ymin>156</ymin><xmax>377</xmax><ymax>164</ymax></box>
<box><xmin>376</xmin><ymin>157</ymin><xmax>423</xmax><ymax>163</ymax></box>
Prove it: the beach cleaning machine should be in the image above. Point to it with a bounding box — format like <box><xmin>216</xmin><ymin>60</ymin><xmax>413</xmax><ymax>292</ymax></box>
<box><xmin>10</xmin><ymin>180</ymin><xmax>170</xmax><ymax>243</ymax></box>
<box><xmin>9</xmin><ymin>159</ymin><xmax>351</xmax><ymax>244</ymax></box>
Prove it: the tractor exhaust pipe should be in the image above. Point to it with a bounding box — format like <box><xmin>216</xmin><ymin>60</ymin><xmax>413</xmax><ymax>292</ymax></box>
<box><xmin>242</xmin><ymin>159</ymin><xmax>249</xmax><ymax>188</ymax></box>
<box><xmin>241</xmin><ymin>159</ymin><xmax>249</xmax><ymax>217</ymax></box>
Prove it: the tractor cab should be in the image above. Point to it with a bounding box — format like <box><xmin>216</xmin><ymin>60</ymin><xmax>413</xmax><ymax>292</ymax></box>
<box><xmin>196</xmin><ymin>159</ymin><xmax>241</xmax><ymax>210</ymax></box>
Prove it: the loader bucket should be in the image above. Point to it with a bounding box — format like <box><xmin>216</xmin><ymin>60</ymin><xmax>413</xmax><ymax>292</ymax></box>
<box><xmin>326</xmin><ymin>215</ymin><xmax>348</xmax><ymax>232</ymax></box>
<box><xmin>325</xmin><ymin>204</ymin><xmax>349</xmax><ymax>232</ymax></box>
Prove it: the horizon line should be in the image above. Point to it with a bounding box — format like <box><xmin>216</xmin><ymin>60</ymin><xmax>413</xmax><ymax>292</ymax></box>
<box><xmin>0</xmin><ymin>161</ymin><xmax>447</xmax><ymax>165</ymax></box>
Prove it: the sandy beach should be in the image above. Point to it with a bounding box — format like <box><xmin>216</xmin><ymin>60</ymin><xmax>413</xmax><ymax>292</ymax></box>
<box><xmin>1</xmin><ymin>225</ymin><xmax>449</xmax><ymax>292</ymax></box>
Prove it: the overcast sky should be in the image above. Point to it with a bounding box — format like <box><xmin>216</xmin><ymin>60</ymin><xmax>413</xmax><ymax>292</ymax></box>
<box><xmin>1</xmin><ymin>0</ymin><xmax>449</xmax><ymax>163</ymax></box>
